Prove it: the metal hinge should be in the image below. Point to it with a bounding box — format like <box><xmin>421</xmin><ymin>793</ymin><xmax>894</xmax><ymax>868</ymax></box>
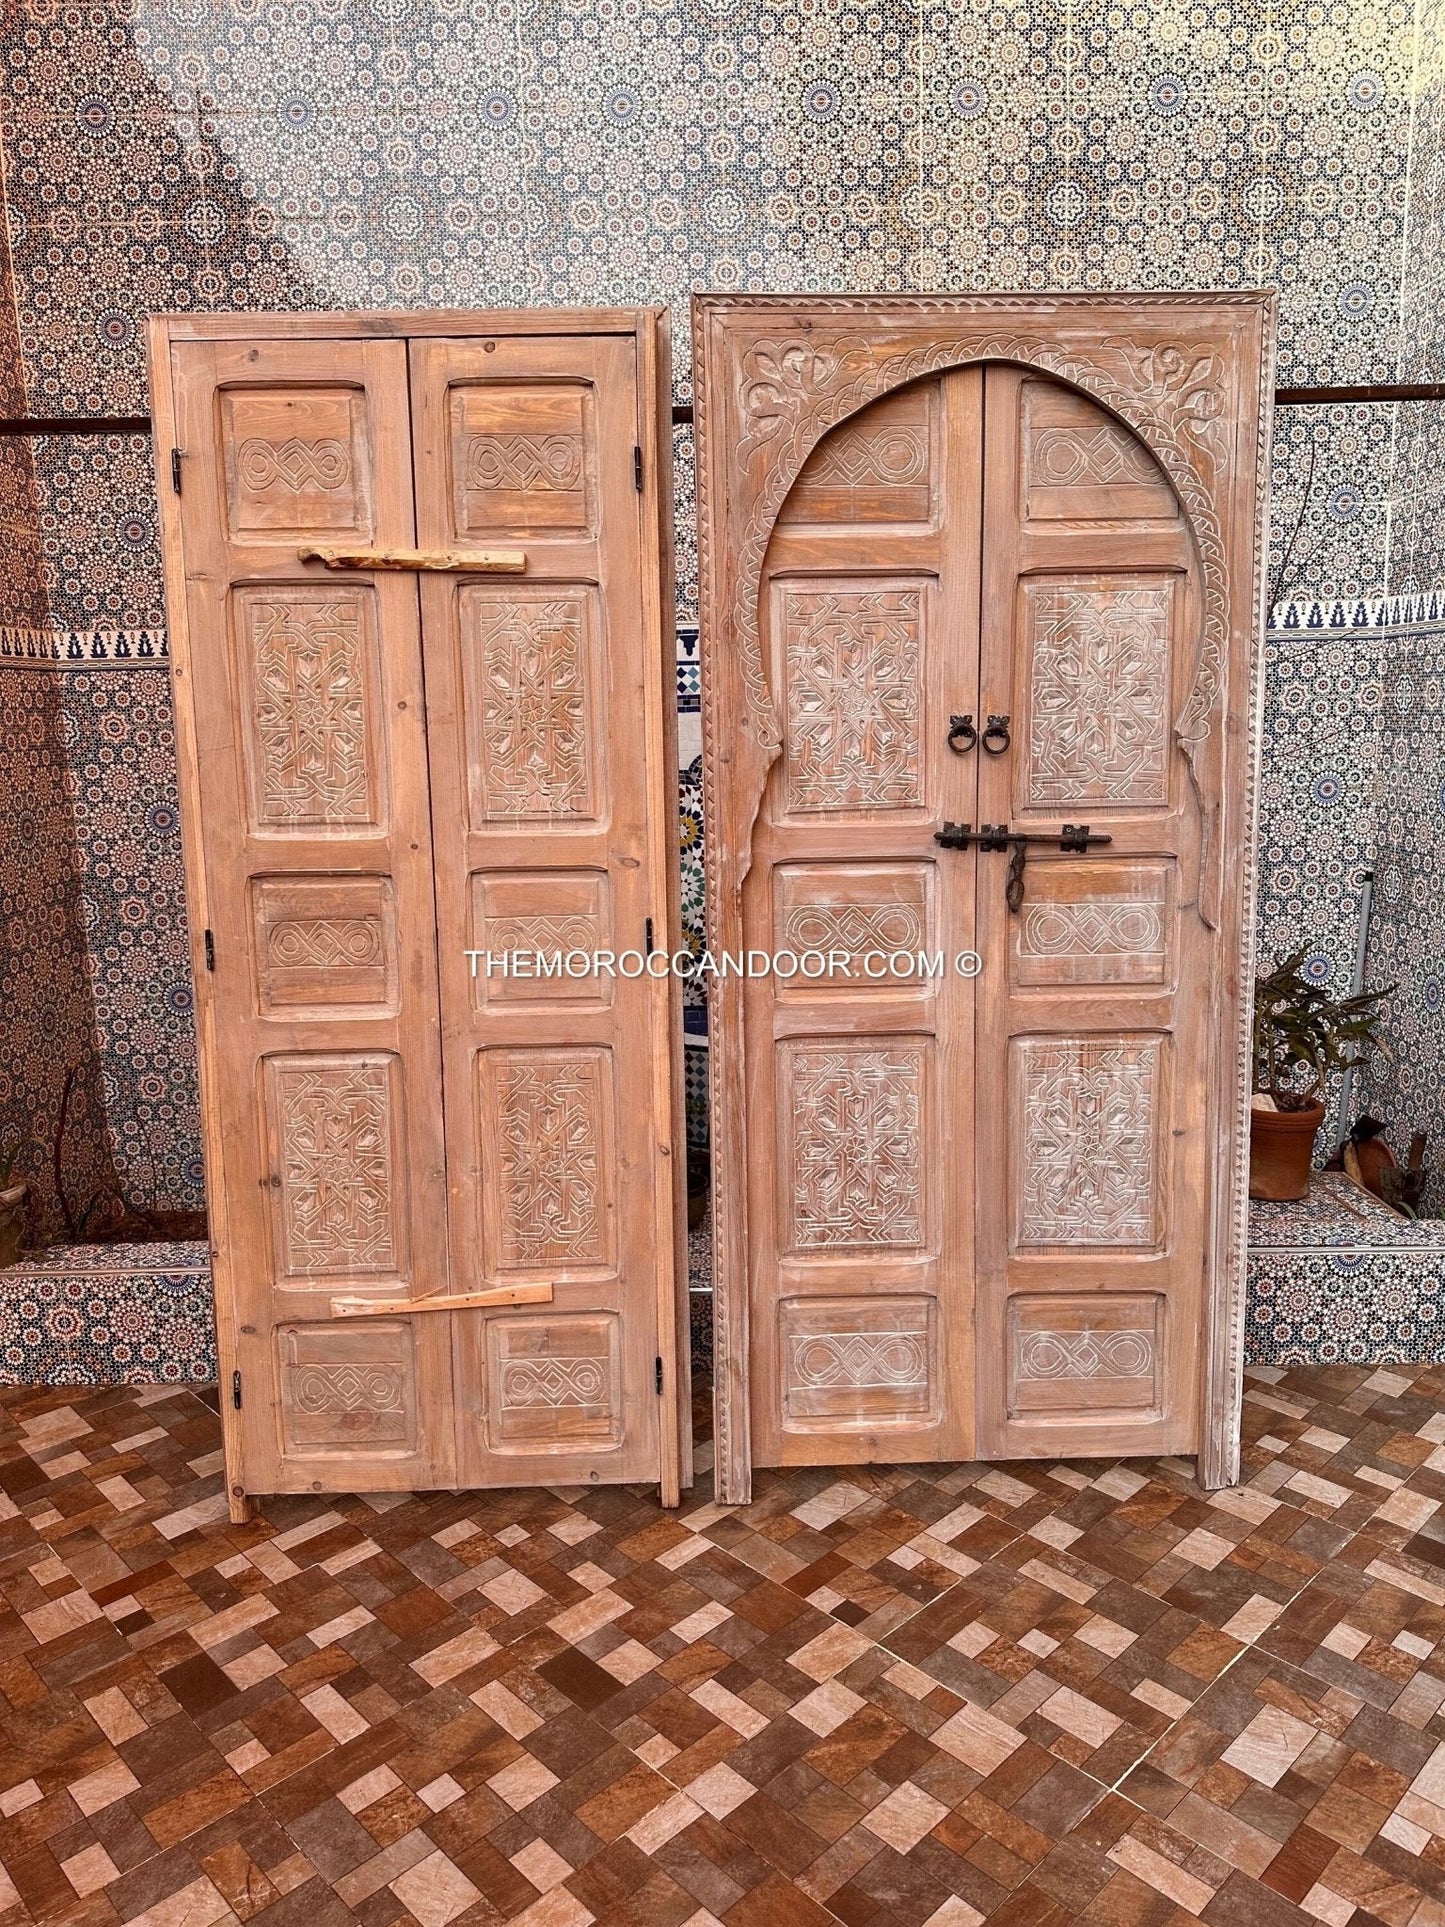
<box><xmin>203</xmin><ymin>929</ymin><xmax>215</xmax><ymax>972</ymax></box>
<box><xmin>171</xmin><ymin>448</ymin><xmax>183</xmax><ymax>494</ymax></box>
<box><xmin>633</xmin><ymin>445</ymin><xmax>643</xmax><ymax>492</ymax></box>
<box><xmin>645</xmin><ymin>916</ymin><xmax>654</xmax><ymax>957</ymax></box>
<box><xmin>654</xmin><ymin>1356</ymin><xmax>664</xmax><ymax>1396</ymax></box>
<box><xmin>231</xmin><ymin>1370</ymin><xmax>242</xmax><ymax>1410</ymax></box>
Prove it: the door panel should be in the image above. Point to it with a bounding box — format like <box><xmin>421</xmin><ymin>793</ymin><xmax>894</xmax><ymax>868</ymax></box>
<box><xmin>409</xmin><ymin>334</ymin><xmax>678</xmax><ymax>1495</ymax></box>
<box><xmin>165</xmin><ymin>337</ymin><xmax>456</xmax><ymax>1495</ymax></box>
<box><xmin>974</xmin><ymin>365</ymin><xmax>1204</xmax><ymax>1458</ymax></box>
<box><xmin>746</xmin><ymin>369</ymin><xmax>982</xmax><ymax>1469</ymax></box>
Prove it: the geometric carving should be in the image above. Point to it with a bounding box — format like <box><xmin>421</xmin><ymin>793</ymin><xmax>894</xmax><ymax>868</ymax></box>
<box><xmin>483</xmin><ymin>1047</ymin><xmax>613</xmax><ymax>1269</ymax></box>
<box><xmin>1012</xmin><ymin>1035</ymin><xmax>1163</xmax><ymax>1249</ymax></box>
<box><xmin>278</xmin><ymin>1323</ymin><xmax>416</xmax><ymax>1452</ymax></box>
<box><xmin>266</xmin><ymin>1054</ymin><xmax>404</xmax><ymax>1279</ymax></box>
<box><xmin>252</xmin><ymin>876</ymin><xmax>397</xmax><ymax>1012</ymax></box>
<box><xmin>1024</xmin><ymin>381</ymin><xmax>1177</xmax><ymax>523</ymax></box>
<box><xmin>485</xmin><ymin>1314</ymin><xmax>621</xmax><ymax>1451</ymax></box>
<box><xmin>774</xmin><ymin>863</ymin><xmax>931</xmax><ymax>992</ymax></box>
<box><xmin>221</xmin><ymin>387</ymin><xmax>369</xmax><ymax>537</ymax></box>
<box><xmin>783</xmin><ymin>583</ymin><xmax>924</xmax><ymax>814</ymax></box>
<box><xmin>781</xmin><ymin>1296</ymin><xmax>936</xmax><ymax>1426</ymax></box>
<box><xmin>461</xmin><ymin>587</ymin><xmax>598</xmax><ymax>821</ymax></box>
<box><xmin>451</xmin><ymin>382</ymin><xmax>592</xmax><ymax>535</ymax></box>
<box><xmin>1013</xmin><ymin>861</ymin><xmax>1172</xmax><ymax>987</ymax></box>
<box><xmin>235</xmin><ymin>586</ymin><xmax>381</xmax><ymax>831</ymax></box>
<box><xmin>1007</xmin><ymin>1295</ymin><xmax>1164</xmax><ymax>1417</ymax></box>
<box><xmin>783</xmin><ymin>386</ymin><xmax>934</xmax><ymax>526</ymax></box>
<box><xmin>470</xmin><ymin>871</ymin><xmax>611</xmax><ymax>1007</ymax></box>
<box><xmin>1024</xmin><ymin>577</ymin><xmax>1174</xmax><ymax>808</ymax></box>
<box><xmin>782</xmin><ymin>1042</ymin><xmax>926</xmax><ymax>1250</ymax></box>
<box><xmin>1016</xmin><ymin>1327</ymin><xmax>1154</xmax><ymax>1379</ymax></box>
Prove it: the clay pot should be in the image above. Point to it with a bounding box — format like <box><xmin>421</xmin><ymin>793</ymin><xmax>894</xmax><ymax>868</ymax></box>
<box><xmin>1249</xmin><ymin>1101</ymin><xmax>1326</xmax><ymax>1202</ymax></box>
<box><xmin>0</xmin><ymin>1183</ymin><xmax>28</xmax><ymax>1269</ymax></box>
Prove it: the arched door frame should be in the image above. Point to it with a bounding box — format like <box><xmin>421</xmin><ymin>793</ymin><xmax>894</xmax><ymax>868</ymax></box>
<box><xmin>694</xmin><ymin>292</ymin><xmax>1277</xmax><ymax>1504</ymax></box>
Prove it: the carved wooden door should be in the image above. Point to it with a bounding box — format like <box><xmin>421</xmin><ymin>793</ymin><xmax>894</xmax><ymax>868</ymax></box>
<box><xmin>409</xmin><ymin>333</ymin><xmax>682</xmax><ymax>1497</ymax></box>
<box><xmin>695</xmin><ymin>296</ymin><xmax>1273</xmax><ymax>1502</ymax></box>
<box><xmin>153</xmin><ymin>313</ymin><xmax>684</xmax><ymax>1513</ymax></box>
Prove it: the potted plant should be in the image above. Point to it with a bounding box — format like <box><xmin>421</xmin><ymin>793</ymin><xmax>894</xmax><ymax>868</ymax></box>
<box><xmin>0</xmin><ymin>1142</ymin><xmax>30</xmax><ymax>1269</ymax></box>
<box><xmin>1251</xmin><ymin>952</ymin><xmax>1391</xmax><ymax>1201</ymax></box>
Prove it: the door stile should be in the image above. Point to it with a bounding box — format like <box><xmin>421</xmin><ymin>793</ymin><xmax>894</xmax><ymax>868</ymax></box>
<box><xmin>635</xmin><ymin>309</ymin><xmax>690</xmax><ymax>1501</ymax></box>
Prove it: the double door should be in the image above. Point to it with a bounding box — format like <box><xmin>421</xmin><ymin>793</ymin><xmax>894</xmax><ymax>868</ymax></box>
<box><xmin>152</xmin><ymin>313</ymin><xmax>685</xmax><ymax>1510</ymax></box>
<box><xmin>696</xmin><ymin>296</ymin><xmax>1272</xmax><ymax>1496</ymax></box>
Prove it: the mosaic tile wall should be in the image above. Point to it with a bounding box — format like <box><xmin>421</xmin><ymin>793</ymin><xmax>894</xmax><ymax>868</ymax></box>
<box><xmin>3</xmin><ymin>0</ymin><xmax>1445</xmax><ymax>1239</ymax></box>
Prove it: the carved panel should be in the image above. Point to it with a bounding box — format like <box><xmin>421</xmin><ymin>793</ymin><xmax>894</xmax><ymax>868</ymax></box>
<box><xmin>1023</xmin><ymin>382</ymin><xmax>1177</xmax><ymax>523</ymax></box>
<box><xmin>1011</xmin><ymin>1036</ymin><xmax>1165</xmax><ymax>1249</ymax></box>
<box><xmin>266</xmin><ymin>1054</ymin><xmax>406</xmax><ymax>1281</ymax></box>
<box><xmin>782</xmin><ymin>582</ymin><xmax>925</xmax><ymax>815</ymax></box>
<box><xmin>480</xmin><ymin>1047</ymin><xmax>614</xmax><ymax>1270</ymax></box>
<box><xmin>1023</xmin><ymin>576</ymin><xmax>1174</xmax><ymax>808</ymax></box>
<box><xmin>278</xmin><ymin>1323</ymin><xmax>416</xmax><ymax>1452</ymax></box>
<box><xmin>1012</xmin><ymin>860</ymin><xmax>1173</xmax><ymax>988</ymax></box>
<box><xmin>221</xmin><ymin>387</ymin><xmax>370</xmax><ymax>538</ymax></box>
<box><xmin>470</xmin><ymin>870</ymin><xmax>612</xmax><ymax>1007</ymax></box>
<box><xmin>780</xmin><ymin>1296</ymin><xmax>936</xmax><ymax>1427</ymax></box>
<box><xmin>1008</xmin><ymin>1295</ymin><xmax>1163</xmax><ymax>1416</ymax></box>
<box><xmin>252</xmin><ymin>877</ymin><xmax>397</xmax><ymax>1013</ymax></box>
<box><xmin>485</xmin><ymin>1314</ymin><xmax>622</xmax><ymax>1451</ymax></box>
<box><xmin>773</xmin><ymin>862</ymin><xmax>933</xmax><ymax>994</ymax></box>
<box><xmin>234</xmin><ymin>585</ymin><xmax>383</xmax><ymax>832</ymax></box>
<box><xmin>461</xmin><ymin>586</ymin><xmax>600</xmax><ymax>822</ymax></box>
<box><xmin>781</xmin><ymin>384</ymin><xmax>935</xmax><ymax>526</ymax></box>
<box><xmin>450</xmin><ymin>381</ymin><xmax>593</xmax><ymax>535</ymax></box>
<box><xmin>781</xmin><ymin>1041</ymin><xmax>927</xmax><ymax>1251</ymax></box>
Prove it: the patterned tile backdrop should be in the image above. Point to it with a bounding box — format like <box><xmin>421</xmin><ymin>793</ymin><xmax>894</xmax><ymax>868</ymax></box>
<box><xmin>2</xmin><ymin>0</ymin><xmax>1445</xmax><ymax>1253</ymax></box>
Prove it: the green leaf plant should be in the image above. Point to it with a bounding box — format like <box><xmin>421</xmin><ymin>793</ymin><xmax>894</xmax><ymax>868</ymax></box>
<box><xmin>1253</xmin><ymin>950</ymin><xmax>1393</xmax><ymax>1113</ymax></box>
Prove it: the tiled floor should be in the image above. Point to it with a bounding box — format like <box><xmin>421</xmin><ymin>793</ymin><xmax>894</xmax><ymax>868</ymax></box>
<box><xmin>3</xmin><ymin>1369</ymin><xmax>1445</xmax><ymax>1927</ymax></box>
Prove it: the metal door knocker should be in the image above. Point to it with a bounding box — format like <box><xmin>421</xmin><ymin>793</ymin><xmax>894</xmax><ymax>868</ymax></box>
<box><xmin>947</xmin><ymin>713</ymin><xmax>978</xmax><ymax>754</ymax></box>
<box><xmin>981</xmin><ymin>713</ymin><xmax>1012</xmax><ymax>754</ymax></box>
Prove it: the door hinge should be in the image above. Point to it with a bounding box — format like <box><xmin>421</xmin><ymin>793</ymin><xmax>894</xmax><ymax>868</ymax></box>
<box><xmin>645</xmin><ymin>916</ymin><xmax>654</xmax><ymax>956</ymax></box>
<box><xmin>633</xmin><ymin>445</ymin><xmax>643</xmax><ymax>492</ymax></box>
<box><xmin>171</xmin><ymin>447</ymin><xmax>183</xmax><ymax>494</ymax></box>
<box><xmin>203</xmin><ymin>929</ymin><xmax>215</xmax><ymax>972</ymax></box>
<box><xmin>654</xmin><ymin>1355</ymin><xmax>664</xmax><ymax>1396</ymax></box>
<box><xmin>231</xmin><ymin>1369</ymin><xmax>242</xmax><ymax>1410</ymax></box>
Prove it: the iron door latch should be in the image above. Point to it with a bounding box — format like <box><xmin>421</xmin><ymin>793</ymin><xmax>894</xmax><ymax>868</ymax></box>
<box><xmin>933</xmin><ymin>821</ymin><xmax>1113</xmax><ymax>911</ymax></box>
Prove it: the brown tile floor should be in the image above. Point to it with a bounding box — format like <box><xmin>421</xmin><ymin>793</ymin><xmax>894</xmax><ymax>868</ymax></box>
<box><xmin>3</xmin><ymin>1366</ymin><xmax>1445</xmax><ymax>1927</ymax></box>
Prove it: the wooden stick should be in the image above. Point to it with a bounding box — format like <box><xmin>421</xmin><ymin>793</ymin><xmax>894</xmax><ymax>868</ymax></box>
<box><xmin>330</xmin><ymin>1283</ymin><xmax>554</xmax><ymax>1317</ymax></box>
<box><xmin>299</xmin><ymin>545</ymin><xmax>527</xmax><ymax>573</ymax></box>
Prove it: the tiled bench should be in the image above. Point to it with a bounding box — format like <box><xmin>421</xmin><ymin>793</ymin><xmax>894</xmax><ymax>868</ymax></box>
<box><xmin>1246</xmin><ymin>1173</ymin><xmax>1445</xmax><ymax>1365</ymax></box>
<box><xmin>0</xmin><ymin>1241</ymin><xmax>216</xmax><ymax>1385</ymax></box>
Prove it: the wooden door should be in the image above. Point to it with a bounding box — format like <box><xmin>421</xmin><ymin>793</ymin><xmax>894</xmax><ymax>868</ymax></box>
<box><xmin>972</xmin><ymin>367</ymin><xmax>1207</xmax><ymax>1459</ymax></box>
<box><xmin>159</xmin><ymin>336</ymin><xmax>457</xmax><ymax>1499</ymax></box>
<box><xmin>744</xmin><ymin>372</ymin><xmax>983</xmax><ymax>1467</ymax></box>
<box><xmin>410</xmin><ymin>332</ymin><xmax>683</xmax><ymax>1496</ymax></box>
<box><xmin>695</xmin><ymin>295</ymin><xmax>1273</xmax><ymax>1501</ymax></box>
<box><xmin>153</xmin><ymin>312</ymin><xmax>685</xmax><ymax>1511</ymax></box>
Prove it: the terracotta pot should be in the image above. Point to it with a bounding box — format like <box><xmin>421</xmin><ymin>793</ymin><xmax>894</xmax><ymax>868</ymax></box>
<box><xmin>1249</xmin><ymin>1101</ymin><xmax>1326</xmax><ymax>1202</ymax></box>
<box><xmin>0</xmin><ymin>1183</ymin><xmax>27</xmax><ymax>1269</ymax></box>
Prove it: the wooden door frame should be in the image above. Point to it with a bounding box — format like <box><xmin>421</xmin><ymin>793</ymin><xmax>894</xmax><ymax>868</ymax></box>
<box><xmin>694</xmin><ymin>291</ymin><xmax>1277</xmax><ymax>1505</ymax></box>
<box><xmin>150</xmin><ymin>307</ymin><xmax>690</xmax><ymax>1507</ymax></box>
